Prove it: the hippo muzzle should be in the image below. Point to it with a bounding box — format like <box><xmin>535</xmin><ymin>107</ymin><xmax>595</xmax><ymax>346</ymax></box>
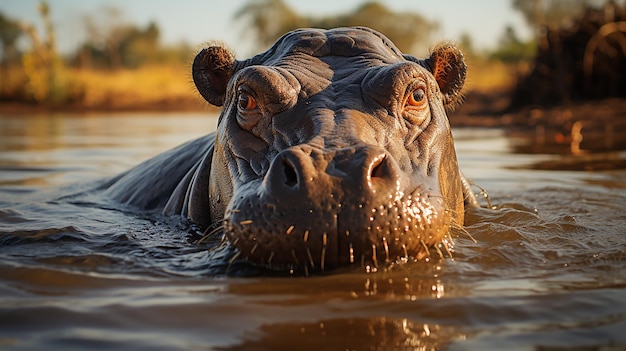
<box><xmin>225</xmin><ymin>141</ymin><xmax>451</xmax><ymax>270</ymax></box>
<box><xmin>191</xmin><ymin>27</ymin><xmax>475</xmax><ymax>271</ymax></box>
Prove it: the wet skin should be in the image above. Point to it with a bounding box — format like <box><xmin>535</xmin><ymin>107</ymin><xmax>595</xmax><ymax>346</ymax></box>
<box><xmin>105</xmin><ymin>27</ymin><xmax>479</xmax><ymax>271</ymax></box>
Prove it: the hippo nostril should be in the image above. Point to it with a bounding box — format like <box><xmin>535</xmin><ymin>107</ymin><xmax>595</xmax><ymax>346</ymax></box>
<box><xmin>282</xmin><ymin>159</ymin><xmax>298</xmax><ymax>187</ymax></box>
<box><xmin>370</xmin><ymin>155</ymin><xmax>386</xmax><ymax>179</ymax></box>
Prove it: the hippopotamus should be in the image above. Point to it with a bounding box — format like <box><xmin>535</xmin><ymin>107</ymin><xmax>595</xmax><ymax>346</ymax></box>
<box><xmin>103</xmin><ymin>27</ymin><xmax>478</xmax><ymax>272</ymax></box>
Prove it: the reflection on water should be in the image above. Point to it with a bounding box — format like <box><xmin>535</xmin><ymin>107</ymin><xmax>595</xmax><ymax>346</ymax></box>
<box><xmin>0</xmin><ymin>113</ymin><xmax>625</xmax><ymax>350</ymax></box>
<box><xmin>0</xmin><ymin>113</ymin><xmax>217</xmax><ymax>188</ymax></box>
<box><xmin>224</xmin><ymin>317</ymin><xmax>465</xmax><ymax>351</ymax></box>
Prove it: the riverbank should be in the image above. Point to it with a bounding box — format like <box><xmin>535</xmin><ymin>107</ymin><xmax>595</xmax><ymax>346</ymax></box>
<box><xmin>1</xmin><ymin>59</ymin><xmax>517</xmax><ymax>116</ymax></box>
<box><xmin>3</xmin><ymin>92</ymin><xmax>625</xmax><ymax>140</ymax></box>
<box><xmin>0</xmin><ymin>64</ymin><xmax>217</xmax><ymax>115</ymax></box>
<box><xmin>3</xmin><ymin>62</ymin><xmax>625</xmax><ymax>153</ymax></box>
<box><xmin>0</xmin><ymin>98</ymin><xmax>212</xmax><ymax>115</ymax></box>
<box><xmin>1</xmin><ymin>90</ymin><xmax>505</xmax><ymax>120</ymax></box>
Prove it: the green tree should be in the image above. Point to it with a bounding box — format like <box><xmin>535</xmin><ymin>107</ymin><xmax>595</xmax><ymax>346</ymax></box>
<box><xmin>20</xmin><ymin>1</ymin><xmax>68</xmax><ymax>103</ymax></box>
<box><xmin>74</xmin><ymin>9</ymin><xmax>163</xmax><ymax>70</ymax></box>
<box><xmin>0</xmin><ymin>11</ymin><xmax>23</xmax><ymax>98</ymax></box>
<box><xmin>76</xmin><ymin>6</ymin><xmax>128</xmax><ymax>69</ymax></box>
<box><xmin>0</xmin><ymin>11</ymin><xmax>22</xmax><ymax>65</ymax></box>
<box><xmin>489</xmin><ymin>25</ymin><xmax>536</xmax><ymax>63</ymax></box>
<box><xmin>236</xmin><ymin>0</ymin><xmax>438</xmax><ymax>54</ymax></box>
<box><xmin>118</xmin><ymin>21</ymin><xmax>160</xmax><ymax>68</ymax></box>
<box><xmin>236</xmin><ymin>0</ymin><xmax>306</xmax><ymax>50</ymax></box>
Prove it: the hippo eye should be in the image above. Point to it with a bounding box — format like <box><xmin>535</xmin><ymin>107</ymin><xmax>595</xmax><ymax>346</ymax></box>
<box><xmin>402</xmin><ymin>85</ymin><xmax>430</xmax><ymax>126</ymax></box>
<box><xmin>237</xmin><ymin>92</ymin><xmax>258</xmax><ymax>111</ymax></box>
<box><xmin>236</xmin><ymin>87</ymin><xmax>263</xmax><ymax>130</ymax></box>
<box><xmin>406</xmin><ymin>88</ymin><xmax>426</xmax><ymax>108</ymax></box>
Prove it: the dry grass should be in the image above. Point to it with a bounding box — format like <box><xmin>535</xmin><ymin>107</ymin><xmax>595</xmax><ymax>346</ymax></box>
<box><xmin>0</xmin><ymin>64</ymin><xmax>206</xmax><ymax>111</ymax></box>
<box><xmin>67</xmin><ymin>59</ymin><xmax>522</xmax><ymax>108</ymax></box>
<box><xmin>67</xmin><ymin>64</ymin><xmax>202</xmax><ymax>109</ymax></box>
<box><xmin>463</xmin><ymin>58</ymin><xmax>524</xmax><ymax>93</ymax></box>
<box><xmin>1</xmin><ymin>58</ymin><xmax>520</xmax><ymax>112</ymax></box>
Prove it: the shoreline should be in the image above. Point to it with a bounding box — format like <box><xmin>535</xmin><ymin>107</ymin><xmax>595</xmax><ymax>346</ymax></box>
<box><xmin>0</xmin><ymin>98</ymin><xmax>218</xmax><ymax>115</ymax></box>
<box><xmin>2</xmin><ymin>94</ymin><xmax>624</xmax><ymax>129</ymax></box>
<box><xmin>0</xmin><ymin>91</ymin><xmax>509</xmax><ymax>122</ymax></box>
<box><xmin>2</xmin><ymin>94</ymin><xmax>625</xmax><ymax>154</ymax></box>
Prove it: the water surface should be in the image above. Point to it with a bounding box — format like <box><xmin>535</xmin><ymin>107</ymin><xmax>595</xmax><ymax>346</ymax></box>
<box><xmin>1</xmin><ymin>112</ymin><xmax>625</xmax><ymax>350</ymax></box>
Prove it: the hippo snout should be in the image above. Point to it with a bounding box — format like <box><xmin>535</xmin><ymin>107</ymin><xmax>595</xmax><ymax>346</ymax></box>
<box><xmin>263</xmin><ymin>146</ymin><xmax>400</xmax><ymax>203</ymax></box>
<box><xmin>223</xmin><ymin>144</ymin><xmax>450</xmax><ymax>271</ymax></box>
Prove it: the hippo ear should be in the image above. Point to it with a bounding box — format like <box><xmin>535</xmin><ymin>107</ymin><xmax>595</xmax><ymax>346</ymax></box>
<box><xmin>192</xmin><ymin>45</ymin><xmax>235</xmax><ymax>106</ymax></box>
<box><xmin>405</xmin><ymin>43</ymin><xmax>466</xmax><ymax>108</ymax></box>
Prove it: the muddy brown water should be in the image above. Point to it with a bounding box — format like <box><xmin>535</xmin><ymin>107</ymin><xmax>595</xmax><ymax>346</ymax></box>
<box><xmin>1</xmin><ymin>112</ymin><xmax>625</xmax><ymax>350</ymax></box>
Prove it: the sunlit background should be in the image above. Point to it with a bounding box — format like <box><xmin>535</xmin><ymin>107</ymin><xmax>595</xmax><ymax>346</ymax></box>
<box><xmin>1</xmin><ymin>0</ymin><xmax>625</xmax><ymax>137</ymax></box>
<box><xmin>4</xmin><ymin>0</ymin><xmax>533</xmax><ymax>56</ymax></box>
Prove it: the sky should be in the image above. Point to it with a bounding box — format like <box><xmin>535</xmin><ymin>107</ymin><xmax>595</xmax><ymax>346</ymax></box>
<box><xmin>1</xmin><ymin>0</ymin><xmax>533</xmax><ymax>57</ymax></box>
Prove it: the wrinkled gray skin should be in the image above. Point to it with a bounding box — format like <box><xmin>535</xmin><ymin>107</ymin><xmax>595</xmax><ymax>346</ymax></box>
<box><xmin>105</xmin><ymin>27</ymin><xmax>479</xmax><ymax>271</ymax></box>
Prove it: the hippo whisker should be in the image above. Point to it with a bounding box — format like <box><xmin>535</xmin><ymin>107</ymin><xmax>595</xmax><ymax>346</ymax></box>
<box><xmin>434</xmin><ymin>244</ymin><xmax>445</xmax><ymax>260</ymax></box>
<box><xmin>442</xmin><ymin>240</ymin><xmax>454</xmax><ymax>259</ymax></box>
<box><xmin>230</xmin><ymin>237</ymin><xmax>240</xmax><ymax>247</ymax></box>
<box><xmin>226</xmin><ymin>251</ymin><xmax>242</xmax><ymax>273</ymax></box>
<box><xmin>450</xmin><ymin>218</ymin><xmax>477</xmax><ymax>243</ymax></box>
<box><xmin>204</xmin><ymin>234</ymin><xmax>230</xmax><ymax>256</ymax></box>
<box><xmin>249</xmin><ymin>242</ymin><xmax>259</xmax><ymax>255</ymax></box>
<box><xmin>306</xmin><ymin>247</ymin><xmax>315</xmax><ymax>268</ymax></box>
<box><xmin>401</xmin><ymin>244</ymin><xmax>409</xmax><ymax>263</ymax></box>
<box><xmin>420</xmin><ymin>240</ymin><xmax>430</xmax><ymax>258</ymax></box>
<box><xmin>382</xmin><ymin>237</ymin><xmax>390</xmax><ymax>263</ymax></box>
<box><xmin>211</xmin><ymin>232</ymin><xmax>232</xmax><ymax>250</ymax></box>
<box><xmin>201</xmin><ymin>220</ymin><xmax>224</xmax><ymax>235</ymax></box>
<box><xmin>467</xmin><ymin>180</ymin><xmax>493</xmax><ymax>209</ymax></box>
<box><xmin>197</xmin><ymin>223</ymin><xmax>225</xmax><ymax>244</ymax></box>
<box><xmin>371</xmin><ymin>244</ymin><xmax>379</xmax><ymax>268</ymax></box>
<box><xmin>291</xmin><ymin>249</ymin><xmax>300</xmax><ymax>265</ymax></box>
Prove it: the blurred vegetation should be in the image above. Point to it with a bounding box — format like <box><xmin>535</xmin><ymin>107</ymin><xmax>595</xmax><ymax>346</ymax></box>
<box><xmin>489</xmin><ymin>26</ymin><xmax>537</xmax><ymax>63</ymax></box>
<box><xmin>0</xmin><ymin>0</ymin><xmax>621</xmax><ymax>111</ymax></box>
<box><xmin>512</xmin><ymin>0</ymin><xmax>614</xmax><ymax>33</ymax></box>
<box><xmin>19</xmin><ymin>2</ymin><xmax>70</xmax><ymax>103</ymax></box>
<box><xmin>236</xmin><ymin>0</ymin><xmax>439</xmax><ymax>54</ymax></box>
<box><xmin>510</xmin><ymin>1</ymin><xmax>626</xmax><ymax>107</ymax></box>
<box><xmin>0</xmin><ymin>1</ymin><xmax>195</xmax><ymax>109</ymax></box>
<box><xmin>72</xmin><ymin>6</ymin><xmax>192</xmax><ymax>70</ymax></box>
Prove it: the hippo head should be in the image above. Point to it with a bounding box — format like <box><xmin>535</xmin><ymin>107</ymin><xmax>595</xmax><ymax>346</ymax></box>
<box><xmin>192</xmin><ymin>27</ymin><xmax>469</xmax><ymax>271</ymax></box>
